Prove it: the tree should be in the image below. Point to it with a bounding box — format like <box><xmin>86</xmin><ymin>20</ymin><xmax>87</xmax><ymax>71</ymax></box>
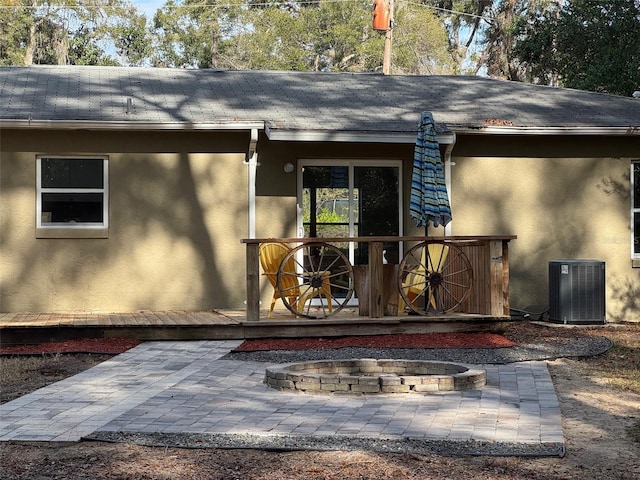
<box><xmin>465</xmin><ymin>0</ymin><xmax>554</xmax><ymax>80</ymax></box>
<box><xmin>229</xmin><ymin>1</ymin><xmax>453</xmax><ymax>73</ymax></box>
<box><xmin>152</xmin><ymin>0</ymin><xmax>243</xmax><ymax>68</ymax></box>
<box><xmin>515</xmin><ymin>0</ymin><xmax>640</xmax><ymax>95</ymax></box>
<box><xmin>424</xmin><ymin>0</ymin><xmax>493</xmax><ymax>74</ymax></box>
<box><xmin>392</xmin><ymin>3</ymin><xmax>456</xmax><ymax>74</ymax></box>
<box><xmin>0</xmin><ymin>0</ymin><xmax>151</xmax><ymax>66</ymax></box>
<box><xmin>111</xmin><ymin>6</ymin><xmax>152</xmax><ymax>66</ymax></box>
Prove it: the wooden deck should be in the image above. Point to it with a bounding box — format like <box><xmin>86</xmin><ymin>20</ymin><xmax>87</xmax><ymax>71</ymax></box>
<box><xmin>0</xmin><ymin>309</ymin><xmax>511</xmax><ymax>346</ymax></box>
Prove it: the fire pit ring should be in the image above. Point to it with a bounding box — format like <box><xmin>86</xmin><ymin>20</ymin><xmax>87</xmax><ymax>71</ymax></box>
<box><xmin>264</xmin><ymin>359</ymin><xmax>486</xmax><ymax>394</ymax></box>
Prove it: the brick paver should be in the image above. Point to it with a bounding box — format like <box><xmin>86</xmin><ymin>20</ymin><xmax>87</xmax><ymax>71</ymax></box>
<box><xmin>0</xmin><ymin>341</ymin><xmax>564</xmax><ymax>447</ymax></box>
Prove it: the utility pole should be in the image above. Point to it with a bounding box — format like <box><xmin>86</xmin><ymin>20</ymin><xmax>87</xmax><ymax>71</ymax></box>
<box><xmin>382</xmin><ymin>0</ymin><xmax>393</xmax><ymax>75</ymax></box>
<box><xmin>373</xmin><ymin>0</ymin><xmax>393</xmax><ymax>75</ymax></box>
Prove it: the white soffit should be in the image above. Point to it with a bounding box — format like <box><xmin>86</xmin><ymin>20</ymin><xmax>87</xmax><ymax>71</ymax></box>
<box><xmin>265</xmin><ymin>126</ymin><xmax>456</xmax><ymax>145</ymax></box>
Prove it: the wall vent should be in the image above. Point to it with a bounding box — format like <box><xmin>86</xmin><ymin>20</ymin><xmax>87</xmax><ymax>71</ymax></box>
<box><xmin>548</xmin><ymin>260</ymin><xmax>605</xmax><ymax>325</ymax></box>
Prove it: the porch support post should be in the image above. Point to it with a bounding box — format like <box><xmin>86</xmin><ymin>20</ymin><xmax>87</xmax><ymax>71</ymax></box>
<box><xmin>245</xmin><ymin>129</ymin><xmax>260</xmax><ymax>321</ymax></box>
<box><xmin>369</xmin><ymin>240</ymin><xmax>385</xmax><ymax>318</ymax></box>
<box><xmin>245</xmin><ymin>128</ymin><xmax>259</xmax><ymax>239</ymax></box>
<box><xmin>443</xmin><ymin>133</ymin><xmax>456</xmax><ymax>236</ymax></box>
<box><xmin>246</xmin><ymin>241</ymin><xmax>260</xmax><ymax>321</ymax></box>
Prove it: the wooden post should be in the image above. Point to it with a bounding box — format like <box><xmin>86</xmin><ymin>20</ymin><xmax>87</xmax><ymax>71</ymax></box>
<box><xmin>501</xmin><ymin>240</ymin><xmax>511</xmax><ymax>315</ymax></box>
<box><xmin>352</xmin><ymin>266</ymin><xmax>370</xmax><ymax>316</ymax></box>
<box><xmin>382</xmin><ymin>0</ymin><xmax>393</xmax><ymax>75</ymax></box>
<box><xmin>246</xmin><ymin>242</ymin><xmax>260</xmax><ymax>321</ymax></box>
<box><xmin>369</xmin><ymin>241</ymin><xmax>385</xmax><ymax>317</ymax></box>
<box><xmin>489</xmin><ymin>240</ymin><xmax>506</xmax><ymax>316</ymax></box>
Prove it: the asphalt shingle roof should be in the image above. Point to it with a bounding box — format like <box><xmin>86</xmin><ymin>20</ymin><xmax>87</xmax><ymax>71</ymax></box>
<box><xmin>1</xmin><ymin>66</ymin><xmax>639</xmax><ymax>136</ymax></box>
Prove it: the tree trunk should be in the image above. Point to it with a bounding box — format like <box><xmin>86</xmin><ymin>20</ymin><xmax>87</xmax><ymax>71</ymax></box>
<box><xmin>211</xmin><ymin>24</ymin><xmax>218</xmax><ymax>68</ymax></box>
<box><xmin>24</xmin><ymin>23</ymin><xmax>36</xmax><ymax>65</ymax></box>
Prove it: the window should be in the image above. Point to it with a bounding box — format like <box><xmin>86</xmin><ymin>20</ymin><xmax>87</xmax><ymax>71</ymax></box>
<box><xmin>633</xmin><ymin>161</ymin><xmax>639</xmax><ymax>258</ymax></box>
<box><xmin>36</xmin><ymin>156</ymin><xmax>108</xmax><ymax>237</ymax></box>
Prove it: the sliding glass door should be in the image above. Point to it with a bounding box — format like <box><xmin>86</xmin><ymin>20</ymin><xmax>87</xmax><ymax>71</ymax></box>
<box><xmin>298</xmin><ymin>160</ymin><xmax>402</xmax><ymax>266</ymax></box>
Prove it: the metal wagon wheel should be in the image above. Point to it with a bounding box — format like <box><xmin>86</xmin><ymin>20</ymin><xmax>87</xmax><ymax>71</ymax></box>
<box><xmin>277</xmin><ymin>242</ymin><xmax>354</xmax><ymax>318</ymax></box>
<box><xmin>398</xmin><ymin>240</ymin><xmax>473</xmax><ymax>315</ymax></box>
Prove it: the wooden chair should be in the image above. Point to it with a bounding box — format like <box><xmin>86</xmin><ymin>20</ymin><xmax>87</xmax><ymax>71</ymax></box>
<box><xmin>402</xmin><ymin>243</ymin><xmax>450</xmax><ymax>311</ymax></box>
<box><xmin>259</xmin><ymin>242</ymin><xmax>301</xmax><ymax>317</ymax></box>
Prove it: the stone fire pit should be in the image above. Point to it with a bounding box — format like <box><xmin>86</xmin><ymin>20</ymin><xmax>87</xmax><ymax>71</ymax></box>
<box><xmin>264</xmin><ymin>359</ymin><xmax>486</xmax><ymax>394</ymax></box>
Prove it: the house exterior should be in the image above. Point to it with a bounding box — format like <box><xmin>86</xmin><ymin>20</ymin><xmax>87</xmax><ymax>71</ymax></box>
<box><xmin>1</xmin><ymin>66</ymin><xmax>639</xmax><ymax>322</ymax></box>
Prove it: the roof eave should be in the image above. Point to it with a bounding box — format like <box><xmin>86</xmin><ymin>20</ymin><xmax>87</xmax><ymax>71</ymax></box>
<box><xmin>3</xmin><ymin>120</ymin><xmax>638</xmax><ymax>139</ymax></box>
<box><xmin>453</xmin><ymin>125</ymin><xmax>640</xmax><ymax>136</ymax></box>
<box><xmin>0</xmin><ymin>119</ymin><xmax>266</xmax><ymax>131</ymax></box>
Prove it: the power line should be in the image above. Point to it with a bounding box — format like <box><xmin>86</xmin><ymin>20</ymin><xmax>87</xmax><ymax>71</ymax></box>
<box><xmin>404</xmin><ymin>0</ymin><xmax>490</xmax><ymax>22</ymax></box>
<box><xmin>0</xmin><ymin>0</ymin><xmax>491</xmax><ymax>21</ymax></box>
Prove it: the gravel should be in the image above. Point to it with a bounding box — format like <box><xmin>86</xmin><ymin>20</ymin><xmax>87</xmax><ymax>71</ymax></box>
<box><xmin>85</xmin><ymin>335</ymin><xmax>609</xmax><ymax>457</ymax></box>
<box><xmin>86</xmin><ymin>431</ymin><xmax>566</xmax><ymax>457</ymax></box>
<box><xmin>220</xmin><ymin>335</ymin><xmax>613</xmax><ymax>364</ymax></box>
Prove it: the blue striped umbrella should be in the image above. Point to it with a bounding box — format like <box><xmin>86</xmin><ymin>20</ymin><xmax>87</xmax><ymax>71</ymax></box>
<box><xmin>409</xmin><ymin>112</ymin><xmax>452</xmax><ymax>229</ymax></box>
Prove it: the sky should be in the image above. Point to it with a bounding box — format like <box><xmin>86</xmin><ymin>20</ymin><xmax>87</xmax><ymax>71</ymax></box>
<box><xmin>134</xmin><ymin>0</ymin><xmax>165</xmax><ymax>17</ymax></box>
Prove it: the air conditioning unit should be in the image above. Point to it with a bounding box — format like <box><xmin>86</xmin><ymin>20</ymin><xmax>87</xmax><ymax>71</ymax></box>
<box><xmin>548</xmin><ymin>260</ymin><xmax>605</xmax><ymax>325</ymax></box>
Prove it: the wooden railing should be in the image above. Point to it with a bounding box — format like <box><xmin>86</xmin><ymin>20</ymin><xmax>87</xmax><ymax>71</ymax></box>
<box><xmin>241</xmin><ymin>236</ymin><xmax>516</xmax><ymax>321</ymax></box>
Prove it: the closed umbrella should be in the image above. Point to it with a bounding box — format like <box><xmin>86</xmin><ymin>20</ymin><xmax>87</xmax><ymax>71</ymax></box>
<box><xmin>409</xmin><ymin>112</ymin><xmax>452</xmax><ymax>230</ymax></box>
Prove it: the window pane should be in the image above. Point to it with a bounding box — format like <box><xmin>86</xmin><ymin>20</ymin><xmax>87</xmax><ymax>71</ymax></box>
<box><xmin>42</xmin><ymin>193</ymin><xmax>103</xmax><ymax>223</ymax></box>
<box><xmin>354</xmin><ymin>166</ymin><xmax>400</xmax><ymax>264</ymax></box>
<box><xmin>42</xmin><ymin>159</ymin><xmax>103</xmax><ymax>189</ymax></box>
<box><xmin>303</xmin><ymin>166</ymin><xmax>353</xmax><ymax>241</ymax></box>
<box><xmin>634</xmin><ymin>163</ymin><xmax>640</xmax><ymax>209</ymax></box>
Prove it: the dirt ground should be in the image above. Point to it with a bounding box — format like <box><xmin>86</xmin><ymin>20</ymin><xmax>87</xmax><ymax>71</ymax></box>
<box><xmin>1</xmin><ymin>322</ymin><xmax>639</xmax><ymax>480</ymax></box>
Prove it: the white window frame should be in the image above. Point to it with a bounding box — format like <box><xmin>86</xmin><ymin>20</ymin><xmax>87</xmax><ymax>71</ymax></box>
<box><xmin>36</xmin><ymin>156</ymin><xmax>109</xmax><ymax>238</ymax></box>
<box><xmin>632</xmin><ymin>160</ymin><xmax>639</xmax><ymax>260</ymax></box>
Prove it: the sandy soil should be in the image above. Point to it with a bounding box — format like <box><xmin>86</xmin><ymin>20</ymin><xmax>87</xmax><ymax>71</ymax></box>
<box><xmin>1</xmin><ymin>323</ymin><xmax>639</xmax><ymax>479</ymax></box>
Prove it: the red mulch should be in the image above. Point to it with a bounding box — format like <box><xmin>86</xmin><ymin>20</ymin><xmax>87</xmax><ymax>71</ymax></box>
<box><xmin>0</xmin><ymin>337</ymin><xmax>141</xmax><ymax>355</ymax></box>
<box><xmin>0</xmin><ymin>333</ymin><xmax>517</xmax><ymax>355</ymax></box>
<box><xmin>234</xmin><ymin>333</ymin><xmax>517</xmax><ymax>351</ymax></box>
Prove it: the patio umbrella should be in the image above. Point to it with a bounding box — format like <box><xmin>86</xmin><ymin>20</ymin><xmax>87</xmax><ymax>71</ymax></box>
<box><xmin>409</xmin><ymin>111</ymin><xmax>452</xmax><ymax>230</ymax></box>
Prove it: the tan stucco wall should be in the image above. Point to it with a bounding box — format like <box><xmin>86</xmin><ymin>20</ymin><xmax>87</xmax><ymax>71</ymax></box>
<box><xmin>2</xmin><ymin>128</ymin><xmax>638</xmax><ymax>322</ymax></box>
<box><xmin>451</xmin><ymin>152</ymin><xmax>639</xmax><ymax>322</ymax></box>
<box><xmin>1</xmin><ymin>129</ymin><xmax>249</xmax><ymax>312</ymax></box>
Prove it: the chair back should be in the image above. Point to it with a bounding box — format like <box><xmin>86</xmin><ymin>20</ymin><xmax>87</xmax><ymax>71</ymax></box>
<box><xmin>426</xmin><ymin>243</ymin><xmax>449</xmax><ymax>272</ymax></box>
<box><xmin>404</xmin><ymin>243</ymin><xmax>450</xmax><ymax>304</ymax></box>
<box><xmin>259</xmin><ymin>243</ymin><xmax>300</xmax><ymax>296</ymax></box>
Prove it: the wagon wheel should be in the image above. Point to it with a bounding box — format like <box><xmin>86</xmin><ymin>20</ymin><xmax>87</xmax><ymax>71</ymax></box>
<box><xmin>398</xmin><ymin>240</ymin><xmax>473</xmax><ymax>315</ymax></box>
<box><xmin>277</xmin><ymin>242</ymin><xmax>354</xmax><ymax>318</ymax></box>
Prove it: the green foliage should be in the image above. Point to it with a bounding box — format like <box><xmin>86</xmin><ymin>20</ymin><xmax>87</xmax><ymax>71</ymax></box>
<box><xmin>229</xmin><ymin>6</ymin><xmax>317</xmax><ymax>70</ymax></box>
<box><xmin>152</xmin><ymin>0</ymin><xmax>244</xmax><ymax>68</ymax></box>
<box><xmin>426</xmin><ymin>0</ymin><xmax>494</xmax><ymax>74</ymax></box>
<box><xmin>515</xmin><ymin>0</ymin><xmax>640</xmax><ymax>95</ymax></box>
<box><xmin>151</xmin><ymin>0</ymin><xmax>452</xmax><ymax>73</ymax></box>
<box><xmin>392</xmin><ymin>4</ymin><xmax>455</xmax><ymax>74</ymax></box>
<box><xmin>0</xmin><ymin>1</ymin><xmax>152</xmax><ymax>66</ymax></box>
<box><xmin>68</xmin><ymin>25</ymin><xmax>117</xmax><ymax>66</ymax></box>
<box><xmin>112</xmin><ymin>8</ymin><xmax>152</xmax><ymax>66</ymax></box>
<box><xmin>229</xmin><ymin>1</ymin><xmax>384</xmax><ymax>72</ymax></box>
<box><xmin>317</xmin><ymin>208</ymin><xmax>346</xmax><ymax>224</ymax></box>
